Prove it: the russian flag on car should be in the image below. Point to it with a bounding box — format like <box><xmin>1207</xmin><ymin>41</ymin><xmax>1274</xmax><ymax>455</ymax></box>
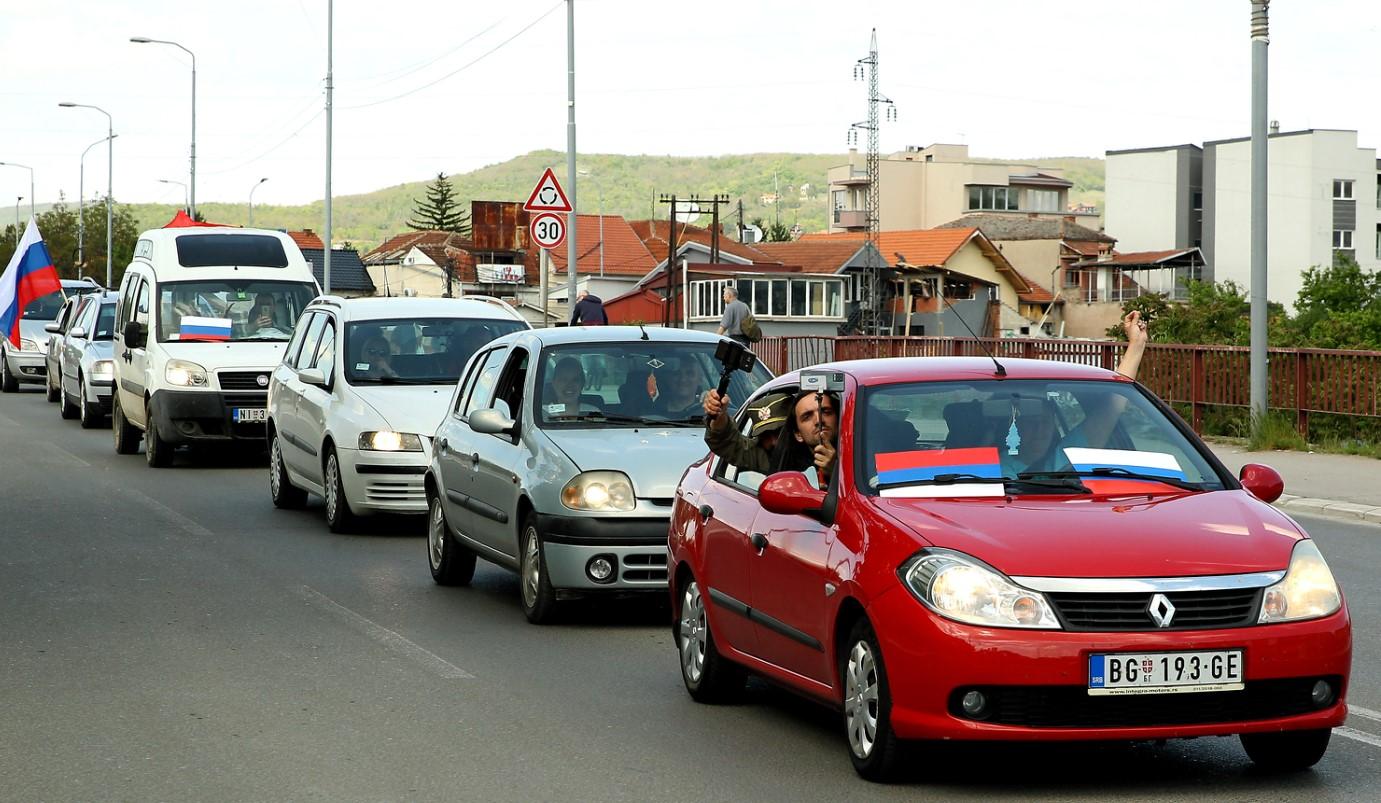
<box><xmin>875</xmin><ymin>446</ymin><xmax>1003</xmax><ymax>485</ymax></box>
<box><xmin>178</xmin><ymin>316</ymin><xmax>233</xmax><ymax>341</ymax></box>
<box><xmin>0</xmin><ymin>217</ymin><xmax>62</xmax><ymax>348</ymax></box>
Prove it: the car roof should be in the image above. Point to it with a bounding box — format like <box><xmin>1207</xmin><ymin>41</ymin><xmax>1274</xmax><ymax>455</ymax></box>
<box><xmin>306</xmin><ymin>295</ymin><xmax>528</xmax><ymax>323</ymax></box>
<box><xmin>485</xmin><ymin>325</ymin><xmax>729</xmax><ymax>349</ymax></box>
<box><xmin>769</xmin><ymin>356</ymin><xmax>1127</xmax><ymax>388</ymax></box>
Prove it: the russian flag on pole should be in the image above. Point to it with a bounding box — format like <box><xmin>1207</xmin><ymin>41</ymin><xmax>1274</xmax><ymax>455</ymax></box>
<box><xmin>0</xmin><ymin>218</ymin><xmax>62</xmax><ymax>348</ymax></box>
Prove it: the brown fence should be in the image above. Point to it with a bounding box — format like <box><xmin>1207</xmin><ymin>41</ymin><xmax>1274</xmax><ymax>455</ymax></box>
<box><xmin>749</xmin><ymin>335</ymin><xmax>1381</xmax><ymax>435</ymax></box>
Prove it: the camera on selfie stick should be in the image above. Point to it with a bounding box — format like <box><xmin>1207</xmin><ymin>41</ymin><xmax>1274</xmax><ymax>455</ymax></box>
<box><xmin>713</xmin><ymin>339</ymin><xmax>757</xmax><ymax>401</ymax></box>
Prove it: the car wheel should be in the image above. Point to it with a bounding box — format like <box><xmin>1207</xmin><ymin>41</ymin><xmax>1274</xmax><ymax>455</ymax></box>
<box><xmin>144</xmin><ymin>402</ymin><xmax>173</xmax><ymax>468</ymax></box>
<box><xmin>677</xmin><ymin>575</ymin><xmax>746</xmax><ymax>703</ymax></box>
<box><xmin>519</xmin><ymin>513</ymin><xmax>558</xmax><ymax>624</ymax></box>
<box><xmin>428</xmin><ymin>494</ymin><xmax>476</xmax><ymax>585</ymax></box>
<box><xmin>268</xmin><ymin>429</ymin><xmax>308</xmax><ymax>509</ymax></box>
<box><xmin>843</xmin><ymin>618</ymin><xmax>902</xmax><ymax>782</ymax></box>
<box><xmin>323</xmin><ymin>447</ymin><xmax>357</xmax><ymax>533</ymax></box>
<box><xmin>0</xmin><ymin>353</ymin><xmax>16</xmax><ymax>393</ymax></box>
<box><xmin>59</xmin><ymin>384</ymin><xmax>79</xmax><ymax>419</ymax></box>
<box><xmin>78</xmin><ymin>379</ymin><xmax>103</xmax><ymax>429</ymax></box>
<box><xmin>45</xmin><ymin>369</ymin><xmax>60</xmax><ymax>402</ymax></box>
<box><xmin>1240</xmin><ymin>728</ymin><xmax>1331</xmax><ymax>771</ymax></box>
<box><xmin>112</xmin><ymin>395</ymin><xmax>141</xmax><ymax>455</ymax></box>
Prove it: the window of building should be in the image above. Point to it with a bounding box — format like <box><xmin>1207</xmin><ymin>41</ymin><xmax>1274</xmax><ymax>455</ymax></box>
<box><xmin>832</xmin><ymin>189</ymin><xmax>846</xmax><ymax>210</ymax></box>
<box><xmin>1062</xmin><ymin>268</ymin><xmax>1081</xmax><ymax>288</ymax></box>
<box><xmin>1192</xmin><ymin>191</ymin><xmax>1204</xmax><ymax>211</ymax></box>
<box><xmin>1333</xmin><ymin>179</ymin><xmax>1354</xmax><ymax>200</ymax></box>
<box><xmin>690</xmin><ymin>279</ymin><xmax>730</xmax><ymax>319</ymax></box>
<box><xmin>966</xmin><ymin>185</ymin><xmax>1016</xmax><ymax>211</ymax></box>
<box><xmin>1026</xmin><ymin>189</ymin><xmax>1059</xmax><ymax>212</ymax></box>
<box><xmin>944</xmin><ymin>278</ymin><xmax>975</xmax><ymax>300</ymax></box>
<box><xmin>1332</xmin><ymin>229</ymin><xmax>1354</xmax><ymax>250</ymax></box>
<box><xmin>688</xmin><ymin>277</ymin><xmax>844</xmax><ymax>319</ymax></box>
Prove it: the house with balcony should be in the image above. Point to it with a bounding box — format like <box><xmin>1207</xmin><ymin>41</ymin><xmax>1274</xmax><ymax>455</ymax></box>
<box><xmin>827</xmin><ymin>143</ymin><xmax>1099</xmax><ymax>234</ymax></box>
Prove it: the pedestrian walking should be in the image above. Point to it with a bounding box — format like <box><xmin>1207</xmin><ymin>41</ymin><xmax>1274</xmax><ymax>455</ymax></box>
<box><xmin>716</xmin><ymin>286</ymin><xmax>751</xmax><ymax>346</ymax></box>
<box><xmin>570</xmin><ymin>289</ymin><xmax>608</xmax><ymax>326</ymax></box>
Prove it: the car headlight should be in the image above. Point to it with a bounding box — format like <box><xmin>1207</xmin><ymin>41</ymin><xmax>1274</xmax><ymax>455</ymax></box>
<box><xmin>900</xmin><ymin>549</ymin><xmax>1060</xmax><ymax>629</ymax></box>
<box><xmin>165</xmin><ymin>358</ymin><xmax>208</xmax><ymax>387</ymax></box>
<box><xmin>358</xmin><ymin>431</ymin><xmax>424</xmax><ymax>452</ymax></box>
<box><xmin>20</xmin><ymin>338</ymin><xmax>38</xmax><ymax>351</ymax></box>
<box><xmin>91</xmin><ymin>359</ymin><xmax>114</xmax><ymax>380</ymax></box>
<box><xmin>561</xmin><ymin>471</ymin><xmax>636</xmax><ymax>512</ymax></box>
<box><xmin>1258</xmin><ymin>540</ymin><xmax>1342</xmax><ymax>624</ymax></box>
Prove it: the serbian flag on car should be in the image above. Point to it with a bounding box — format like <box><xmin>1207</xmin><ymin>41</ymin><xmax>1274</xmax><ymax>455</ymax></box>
<box><xmin>0</xmin><ymin>218</ymin><xmax>62</xmax><ymax>348</ymax></box>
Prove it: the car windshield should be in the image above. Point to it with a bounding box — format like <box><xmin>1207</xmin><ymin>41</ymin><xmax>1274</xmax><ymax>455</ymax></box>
<box><xmin>345</xmin><ymin>317</ymin><xmax>528</xmax><ymax>385</ymax></box>
<box><xmin>537</xmin><ymin>341</ymin><xmax>772</xmax><ymax>428</ymax></box>
<box><xmin>859</xmin><ymin>379</ymin><xmax>1227</xmax><ymax>496</ymax></box>
<box><xmin>157</xmin><ymin>280</ymin><xmax>317</xmax><ymax>343</ymax></box>
<box><xmin>94</xmin><ymin>303</ymin><xmax>116</xmax><ymax>340</ymax></box>
<box><xmin>21</xmin><ymin>290</ymin><xmax>64</xmax><ymax>320</ymax></box>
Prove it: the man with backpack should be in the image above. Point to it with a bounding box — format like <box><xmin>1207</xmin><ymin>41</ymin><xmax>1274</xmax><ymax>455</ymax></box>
<box><xmin>716</xmin><ymin>286</ymin><xmax>759</xmax><ymax>345</ymax></box>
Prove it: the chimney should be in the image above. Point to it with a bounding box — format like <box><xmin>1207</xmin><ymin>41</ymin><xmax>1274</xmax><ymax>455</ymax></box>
<box><xmin>1269</xmin><ymin>120</ymin><xmax>1280</xmax><ymax>135</ymax></box>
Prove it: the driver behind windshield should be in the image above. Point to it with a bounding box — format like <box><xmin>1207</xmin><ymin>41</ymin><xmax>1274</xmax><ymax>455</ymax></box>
<box><xmin>357</xmin><ymin>335</ymin><xmax>399</xmax><ymax>380</ymax></box>
<box><xmin>544</xmin><ymin>357</ymin><xmax>602</xmax><ymax>418</ymax></box>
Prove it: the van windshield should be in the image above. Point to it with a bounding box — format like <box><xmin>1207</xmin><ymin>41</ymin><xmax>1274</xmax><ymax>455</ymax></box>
<box><xmin>157</xmin><ymin>280</ymin><xmax>317</xmax><ymax>343</ymax></box>
<box><xmin>175</xmin><ymin>234</ymin><xmax>289</xmax><ymax>268</ymax></box>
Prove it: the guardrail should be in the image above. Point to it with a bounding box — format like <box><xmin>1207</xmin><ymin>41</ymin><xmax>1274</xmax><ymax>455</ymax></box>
<box><xmin>749</xmin><ymin>335</ymin><xmax>1381</xmax><ymax>435</ymax></box>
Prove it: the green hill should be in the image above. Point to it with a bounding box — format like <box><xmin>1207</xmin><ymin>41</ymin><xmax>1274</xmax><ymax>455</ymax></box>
<box><xmin>124</xmin><ymin>150</ymin><xmax>1105</xmax><ymax>252</ymax></box>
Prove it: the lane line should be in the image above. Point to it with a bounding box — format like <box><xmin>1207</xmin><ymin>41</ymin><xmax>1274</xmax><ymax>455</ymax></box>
<box><xmin>44</xmin><ymin>442</ymin><xmax>92</xmax><ymax>468</ymax></box>
<box><xmin>1334</xmin><ymin>726</ymin><xmax>1381</xmax><ymax>749</ymax></box>
<box><xmin>122</xmin><ymin>487</ymin><xmax>216</xmax><ymax>538</ymax></box>
<box><xmin>295</xmin><ymin>585</ymin><xmax>474</xmax><ymax>680</ymax></box>
<box><xmin>1348</xmin><ymin>704</ymin><xmax>1381</xmax><ymax>723</ymax></box>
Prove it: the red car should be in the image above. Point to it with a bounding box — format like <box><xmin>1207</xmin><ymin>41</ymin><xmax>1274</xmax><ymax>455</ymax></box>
<box><xmin>669</xmin><ymin>358</ymin><xmax>1350</xmax><ymax>781</ymax></box>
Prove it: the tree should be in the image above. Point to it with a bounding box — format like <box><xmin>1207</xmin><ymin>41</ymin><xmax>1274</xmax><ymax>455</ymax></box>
<box><xmin>749</xmin><ymin>216</ymin><xmax>792</xmax><ymax>243</ymax></box>
<box><xmin>406</xmin><ymin>172</ymin><xmax>470</xmax><ymax>236</ymax></box>
<box><xmin>0</xmin><ymin>198</ymin><xmax>140</xmax><ymax>287</ymax></box>
<box><xmin>1285</xmin><ymin>257</ymin><xmax>1381</xmax><ymax>349</ymax></box>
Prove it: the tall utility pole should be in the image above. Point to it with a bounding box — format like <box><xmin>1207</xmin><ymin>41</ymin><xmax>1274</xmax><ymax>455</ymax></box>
<box><xmin>324</xmin><ymin>0</ymin><xmax>335</xmax><ymax>293</ymax></box>
<box><xmin>659</xmin><ymin>194</ymin><xmax>730</xmax><ymax>327</ymax></box>
<box><xmin>848</xmin><ymin>29</ymin><xmax>896</xmax><ymax>337</ymax></box>
<box><xmin>565</xmin><ymin>0</ymin><xmax>578</xmax><ymax>312</ymax></box>
<box><xmin>1249</xmin><ymin>1</ymin><xmax>1269</xmax><ymax>425</ymax></box>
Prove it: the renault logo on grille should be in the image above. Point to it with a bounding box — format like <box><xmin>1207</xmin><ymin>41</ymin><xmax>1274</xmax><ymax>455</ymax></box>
<box><xmin>1148</xmin><ymin>593</ymin><xmax>1176</xmax><ymax>628</ymax></box>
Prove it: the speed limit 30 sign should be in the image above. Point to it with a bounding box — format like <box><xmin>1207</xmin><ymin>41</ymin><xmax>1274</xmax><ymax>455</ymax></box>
<box><xmin>530</xmin><ymin>212</ymin><xmax>567</xmax><ymax>250</ymax></box>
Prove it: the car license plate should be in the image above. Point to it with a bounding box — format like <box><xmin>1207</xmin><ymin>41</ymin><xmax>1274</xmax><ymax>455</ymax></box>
<box><xmin>232</xmin><ymin>407</ymin><xmax>267</xmax><ymax>423</ymax></box>
<box><xmin>1088</xmin><ymin>650</ymin><xmax>1244</xmax><ymax>696</ymax></box>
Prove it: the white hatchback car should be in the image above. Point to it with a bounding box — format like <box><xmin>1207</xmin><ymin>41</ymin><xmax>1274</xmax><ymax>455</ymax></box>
<box><xmin>267</xmin><ymin>295</ymin><xmax>530</xmax><ymax>531</ymax></box>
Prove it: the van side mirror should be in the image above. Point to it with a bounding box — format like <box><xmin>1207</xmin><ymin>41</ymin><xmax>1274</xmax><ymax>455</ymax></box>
<box><xmin>760</xmin><ymin>472</ymin><xmax>828</xmax><ymax>517</ymax></box>
<box><xmin>470</xmin><ymin>407</ymin><xmax>515</xmax><ymax>435</ymax></box>
<box><xmin>1239</xmin><ymin>463</ymin><xmax>1284</xmax><ymax>503</ymax></box>
<box><xmin>44</xmin><ymin>323</ymin><xmax>61</xmax><ymax>334</ymax></box>
<box><xmin>123</xmin><ymin>321</ymin><xmax>145</xmax><ymax>349</ymax></box>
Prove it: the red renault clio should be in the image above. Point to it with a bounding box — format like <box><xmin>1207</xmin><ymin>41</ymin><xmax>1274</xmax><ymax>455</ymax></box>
<box><xmin>669</xmin><ymin>358</ymin><xmax>1350</xmax><ymax>781</ymax></box>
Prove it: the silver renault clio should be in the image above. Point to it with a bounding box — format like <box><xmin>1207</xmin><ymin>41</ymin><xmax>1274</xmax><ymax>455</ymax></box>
<box><xmin>426</xmin><ymin>326</ymin><xmax>772</xmax><ymax>623</ymax></box>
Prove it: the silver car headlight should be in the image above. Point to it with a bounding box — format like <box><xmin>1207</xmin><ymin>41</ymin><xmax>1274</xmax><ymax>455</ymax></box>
<box><xmin>561</xmin><ymin>471</ymin><xmax>636</xmax><ymax>512</ymax></box>
<box><xmin>20</xmin><ymin>338</ymin><xmax>38</xmax><ymax>351</ymax></box>
<box><xmin>1258</xmin><ymin>540</ymin><xmax>1342</xmax><ymax>624</ymax></box>
<box><xmin>165</xmin><ymin>358</ymin><xmax>208</xmax><ymax>387</ymax></box>
<box><xmin>91</xmin><ymin>359</ymin><xmax>114</xmax><ymax>380</ymax></box>
<box><xmin>900</xmin><ymin>549</ymin><xmax>1060</xmax><ymax>629</ymax></box>
<box><xmin>358</xmin><ymin>431</ymin><xmax>423</xmax><ymax>452</ymax></box>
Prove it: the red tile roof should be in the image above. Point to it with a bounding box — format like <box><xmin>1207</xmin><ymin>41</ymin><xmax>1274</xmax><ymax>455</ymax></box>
<box><xmin>1063</xmin><ymin>239</ymin><xmax>1107</xmax><ymax>257</ymax></box>
<box><xmin>750</xmin><ymin>240</ymin><xmax>866</xmax><ymax>275</ymax></box>
<box><xmin>627</xmin><ymin>219</ymin><xmax>771</xmax><ymax>264</ymax></box>
<box><xmin>362</xmin><ymin>230</ymin><xmax>460</xmax><ymax>264</ymax></box>
<box><xmin>537</xmin><ymin>215</ymin><xmax>658</xmax><ymax>277</ymax></box>
<box><xmin>802</xmin><ymin>228</ymin><xmax>977</xmax><ymax>268</ymax></box>
<box><xmin>1071</xmin><ymin>248</ymin><xmax>1204</xmax><ymax>268</ymax></box>
<box><xmin>287</xmin><ymin>229</ymin><xmax>325</xmax><ymax>250</ymax></box>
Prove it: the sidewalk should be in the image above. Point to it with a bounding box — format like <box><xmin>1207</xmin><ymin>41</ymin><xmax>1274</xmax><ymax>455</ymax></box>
<box><xmin>1206</xmin><ymin>440</ymin><xmax>1381</xmax><ymax>524</ymax></box>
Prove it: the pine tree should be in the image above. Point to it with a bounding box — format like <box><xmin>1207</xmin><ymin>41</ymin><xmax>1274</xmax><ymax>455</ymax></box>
<box><xmin>406</xmin><ymin>172</ymin><xmax>470</xmax><ymax>235</ymax></box>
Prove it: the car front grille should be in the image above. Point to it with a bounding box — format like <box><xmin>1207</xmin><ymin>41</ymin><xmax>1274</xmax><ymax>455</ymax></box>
<box><xmin>621</xmin><ymin>552</ymin><xmax>668</xmax><ymax>583</ymax></box>
<box><xmin>947</xmin><ymin>677</ymin><xmax>1338</xmax><ymax>729</ymax></box>
<box><xmin>364</xmin><ymin>480</ymin><xmax>426</xmax><ymax>507</ymax></box>
<box><xmin>1048</xmin><ymin>589</ymin><xmax>1262</xmax><ymax>631</ymax></box>
<box><xmin>219</xmin><ymin>371</ymin><xmax>272</xmax><ymax>390</ymax></box>
<box><xmin>221</xmin><ymin>392</ymin><xmax>268</xmax><ymax>408</ymax></box>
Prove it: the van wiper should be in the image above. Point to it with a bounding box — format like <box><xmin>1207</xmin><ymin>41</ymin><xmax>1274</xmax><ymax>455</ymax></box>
<box><xmin>1019</xmin><ymin>468</ymin><xmax>1207</xmax><ymax>492</ymax></box>
<box><xmin>879</xmin><ymin>473</ymin><xmax>1090</xmax><ymax>494</ymax></box>
<box><xmin>238</xmin><ymin>336</ymin><xmax>290</xmax><ymax>342</ymax></box>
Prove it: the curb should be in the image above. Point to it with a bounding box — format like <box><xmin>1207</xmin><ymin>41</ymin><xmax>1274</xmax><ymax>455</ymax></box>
<box><xmin>1276</xmin><ymin>494</ymin><xmax>1381</xmax><ymax>526</ymax></box>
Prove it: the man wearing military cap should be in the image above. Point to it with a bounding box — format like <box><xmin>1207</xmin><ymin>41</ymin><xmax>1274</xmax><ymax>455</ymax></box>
<box><xmin>703</xmin><ymin>387</ymin><xmax>839</xmax><ymax>487</ymax></box>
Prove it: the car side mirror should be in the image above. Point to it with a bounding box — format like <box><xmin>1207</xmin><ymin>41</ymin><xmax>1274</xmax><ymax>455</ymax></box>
<box><xmin>123</xmin><ymin>321</ymin><xmax>145</xmax><ymax>349</ymax></box>
<box><xmin>760</xmin><ymin>471</ymin><xmax>828</xmax><ymax>517</ymax></box>
<box><xmin>299</xmin><ymin>367</ymin><xmax>328</xmax><ymax>387</ymax></box>
<box><xmin>68</xmin><ymin>327</ymin><xmax>87</xmax><ymax>340</ymax></box>
<box><xmin>44</xmin><ymin>323</ymin><xmax>61</xmax><ymax>334</ymax></box>
<box><xmin>470</xmin><ymin>407</ymin><xmax>515</xmax><ymax>435</ymax></box>
<box><xmin>1239</xmin><ymin>463</ymin><xmax>1284</xmax><ymax>504</ymax></box>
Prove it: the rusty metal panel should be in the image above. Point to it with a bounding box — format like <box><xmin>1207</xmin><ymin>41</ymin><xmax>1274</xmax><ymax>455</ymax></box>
<box><xmin>471</xmin><ymin>201</ymin><xmax>530</xmax><ymax>252</ymax></box>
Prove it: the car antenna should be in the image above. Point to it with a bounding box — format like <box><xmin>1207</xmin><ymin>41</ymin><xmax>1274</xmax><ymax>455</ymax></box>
<box><xmin>638</xmin><ymin>323</ymin><xmax>650</xmax><ymax>341</ymax></box>
<box><xmin>913</xmin><ymin>257</ymin><xmax>1006</xmax><ymax>377</ymax></box>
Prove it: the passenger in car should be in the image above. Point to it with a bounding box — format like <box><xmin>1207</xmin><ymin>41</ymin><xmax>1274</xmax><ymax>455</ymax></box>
<box><xmin>358</xmin><ymin>336</ymin><xmax>399</xmax><ymax>379</ymax></box>
<box><xmin>654</xmin><ymin>358</ymin><xmax>707</xmax><ymax>420</ymax></box>
<box><xmin>703</xmin><ymin>387</ymin><xmax>839</xmax><ymax>487</ymax></box>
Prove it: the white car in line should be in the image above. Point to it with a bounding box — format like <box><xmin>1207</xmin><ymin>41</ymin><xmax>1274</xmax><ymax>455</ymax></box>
<box><xmin>266</xmin><ymin>295</ymin><xmax>530</xmax><ymax>532</ymax></box>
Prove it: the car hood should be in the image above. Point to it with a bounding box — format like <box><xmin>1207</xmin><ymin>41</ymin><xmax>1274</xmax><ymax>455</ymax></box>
<box><xmin>543</xmin><ymin>427</ymin><xmax>708</xmax><ymax>499</ymax></box>
<box><xmin>19</xmin><ymin>319</ymin><xmax>51</xmax><ymax>348</ymax></box>
<box><xmin>349</xmin><ymin>385</ymin><xmax>452</xmax><ymax>436</ymax></box>
<box><xmin>164</xmin><ymin>340</ymin><xmax>289</xmax><ymax>370</ymax></box>
<box><xmin>869</xmin><ymin>490</ymin><xmax>1304</xmax><ymax>578</ymax></box>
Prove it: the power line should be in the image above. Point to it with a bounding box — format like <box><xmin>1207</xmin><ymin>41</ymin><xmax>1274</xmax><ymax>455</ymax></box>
<box><xmin>348</xmin><ymin>19</ymin><xmax>504</xmax><ymax>88</ymax></box>
<box><xmin>202</xmin><ymin>110</ymin><xmax>324</xmax><ymax>176</ymax></box>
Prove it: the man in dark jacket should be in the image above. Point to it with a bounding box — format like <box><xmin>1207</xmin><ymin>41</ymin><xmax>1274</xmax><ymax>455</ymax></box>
<box><xmin>570</xmin><ymin>290</ymin><xmax>608</xmax><ymax>325</ymax></box>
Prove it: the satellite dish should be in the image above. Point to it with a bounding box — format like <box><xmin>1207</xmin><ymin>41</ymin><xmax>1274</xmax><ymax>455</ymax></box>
<box><xmin>742</xmin><ymin>224</ymin><xmax>763</xmax><ymax>244</ymax></box>
<box><xmin>674</xmin><ymin>202</ymin><xmax>702</xmax><ymax>225</ymax></box>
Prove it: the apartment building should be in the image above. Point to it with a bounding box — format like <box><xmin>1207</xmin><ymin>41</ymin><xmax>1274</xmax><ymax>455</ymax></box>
<box><xmin>826</xmin><ymin>143</ymin><xmax>1098</xmax><ymax>233</ymax></box>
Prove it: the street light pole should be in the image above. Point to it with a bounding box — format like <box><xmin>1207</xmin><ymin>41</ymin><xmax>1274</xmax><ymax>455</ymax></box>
<box><xmin>565</xmin><ymin>0</ymin><xmax>578</xmax><ymax>310</ymax></box>
<box><xmin>130</xmin><ymin>37</ymin><xmax>196</xmax><ymax>217</ymax></box>
<box><xmin>77</xmin><ymin>133</ymin><xmax>116</xmax><ymax>274</ymax></box>
<box><xmin>159</xmin><ymin>179</ymin><xmax>189</xmax><ymax>213</ymax></box>
<box><xmin>14</xmin><ymin>197</ymin><xmax>22</xmax><ymax>245</ymax></box>
<box><xmin>0</xmin><ymin>162</ymin><xmax>35</xmax><ymax>219</ymax></box>
<box><xmin>248</xmin><ymin>177</ymin><xmax>268</xmax><ymax>227</ymax></box>
<box><xmin>1249</xmin><ymin>1</ymin><xmax>1270</xmax><ymax>426</ymax></box>
<box><xmin>59</xmin><ymin>103</ymin><xmax>115</xmax><ymax>286</ymax></box>
<box><xmin>324</xmin><ymin>0</ymin><xmax>334</xmax><ymax>293</ymax></box>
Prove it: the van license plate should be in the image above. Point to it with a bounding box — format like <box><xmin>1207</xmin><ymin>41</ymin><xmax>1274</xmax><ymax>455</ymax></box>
<box><xmin>232</xmin><ymin>408</ymin><xmax>267</xmax><ymax>423</ymax></box>
<box><xmin>1088</xmin><ymin>650</ymin><xmax>1243</xmax><ymax>696</ymax></box>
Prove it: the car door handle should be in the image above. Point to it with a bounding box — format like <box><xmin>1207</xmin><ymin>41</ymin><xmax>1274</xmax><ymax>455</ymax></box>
<box><xmin>750</xmin><ymin>533</ymin><xmax>769</xmax><ymax>552</ymax></box>
<box><xmin>697</xmin><ymin>504</ymin><xmax>714</xmax><ymax>522</ymax></box>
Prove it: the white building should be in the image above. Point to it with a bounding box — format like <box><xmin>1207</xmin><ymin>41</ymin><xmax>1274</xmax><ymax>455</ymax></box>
<box><xmin>1106</xmin><ymin>129</ymin><xmax>1379</xmax><ymax>308</ymax></box>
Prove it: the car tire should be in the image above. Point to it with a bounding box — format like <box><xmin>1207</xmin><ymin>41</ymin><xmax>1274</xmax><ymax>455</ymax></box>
<box><xmin>144</xmin><ymin>402</ymin><xmax>173</xmax><ymax>468</ymax></box>
<box><xmin>59</xmin><ymin>385</ymin><xmax>79</xmax><ymax>419</ymax></box>
<box><xmin>78</xmin><ymin>379</ymin><xmax>103</xmax><ymax>429</ymax></box>
<box><xmin>843</xmin><ymin>618</ymin><xmax>902</xmax><ymax>782</ymax></box>
<box><xmin>1240</xmin><ymin>728</ymin><xmax>1331</xmax><ymax>772</ymax></box>
<box><xmin>0</xmin><ymin>353</ymin><xmax>17</xmax><ymax>393</ymax></box>
<box><xmin>46</xmin><ymin>370</ymin><xmax>60</xmax><ymax>402</ymax></box>
<box><xmin>112</xmin><ymin>395</ymin><xmax>141</xmax><ymax>455</ymax></box>
<box><xmin>677</xmin><ymin>575</ymin><xmax>746</xmax><ymax>703</ymax></box>
<box><xmin>323</xmin><ymin>446</ymin><xmax>357</xmax><ymax>533</ymax></box>
<box><xmin>268</xmin><ymin>429</ymin><xmax>308</xmax><ymax>509</ymax></box>
<box><xmin>428</xmin><ymin>494</ymin><xmax>476</xmax><ymax>586</ymax></box>
<box><xmin>519</xmin><ymin>512</ymin><xmax>558</xmax><ymax>624</ymax></box>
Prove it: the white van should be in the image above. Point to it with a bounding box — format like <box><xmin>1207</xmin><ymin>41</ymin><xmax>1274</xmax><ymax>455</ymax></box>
<box><xmin>112</xmin><ymin>227</ymin><xmax>321</xmax><ymax>467</ymax></box>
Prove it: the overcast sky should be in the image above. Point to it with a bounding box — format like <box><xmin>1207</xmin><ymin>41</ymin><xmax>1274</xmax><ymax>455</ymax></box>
<box><xmin>2</xmin><ymin>0</ymin><xmax>1377</xmax><ymax>211</ymax></box>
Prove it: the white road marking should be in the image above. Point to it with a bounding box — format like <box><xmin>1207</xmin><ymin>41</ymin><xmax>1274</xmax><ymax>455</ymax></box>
<box><xmin>296</xmin><ymin>585</ymin><xmax>474</xmax><ymax>680</ymax></box>
<box><xmin>1334</xmin><ymin>726</ymin><xmax>1381</xmax><ymax>749</ymax></box>
<box><xmin>1348</xmin><ymin>704</ymin><xmax>1381</xmax><ymax>723</ymax></box>
<box><xmin>121</xmin><ymin>487</ymin><xmax>216</xmax><ymax>538</ymax></box>
<box><xmin>44</xmin><ymin>442</ymin><xmax>91</xmax><ymax>468</ymax></box>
